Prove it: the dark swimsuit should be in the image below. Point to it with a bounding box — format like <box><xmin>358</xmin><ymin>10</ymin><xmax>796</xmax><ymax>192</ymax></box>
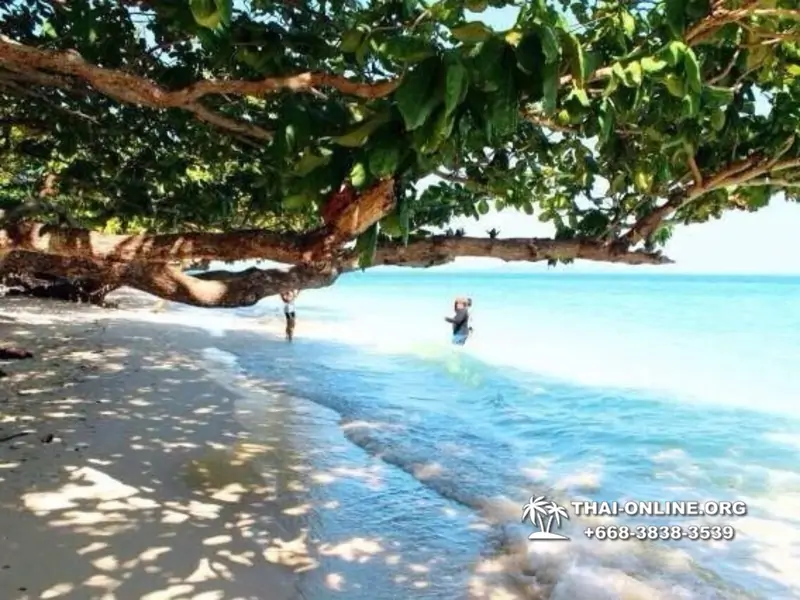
<box><xmin>449</xmin><ymin>308</ymin><xmax>470</xmax><ymax>345</ymax></box>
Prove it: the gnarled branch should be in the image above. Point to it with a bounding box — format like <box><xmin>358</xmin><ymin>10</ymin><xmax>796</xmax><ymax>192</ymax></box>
<box><xmin>0</xmin><ymin>35</ymin><xmax>399</xmax><ymax>141</ymax></box>
<box><xmin>0</xmin><ymin>179</ymin><xmax>396</xmax><ymax>264</ymax></box>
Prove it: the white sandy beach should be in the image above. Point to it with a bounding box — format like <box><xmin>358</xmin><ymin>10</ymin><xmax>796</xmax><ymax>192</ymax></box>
<box><xmin>0</xmin><ymin>291</ymin><xmax>522</xmax><ymax>600</ymax></box>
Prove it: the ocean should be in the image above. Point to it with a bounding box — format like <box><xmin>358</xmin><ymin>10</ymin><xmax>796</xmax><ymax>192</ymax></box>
<box><xmin>193</xmin><ymin>270</ymin><xmax>800</xmax><ymax>600</ymax></box>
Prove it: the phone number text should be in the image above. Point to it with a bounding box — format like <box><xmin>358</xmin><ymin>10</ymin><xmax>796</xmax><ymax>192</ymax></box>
<box><xmin>584</xmin><ymin>525</ymin><xmax>736</xmax><ymax>542</ymax></box>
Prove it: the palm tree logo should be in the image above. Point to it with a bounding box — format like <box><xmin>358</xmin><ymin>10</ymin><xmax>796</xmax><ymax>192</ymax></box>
<box><xmin>521</xmin><ymin>495</ymin><xmax>570</xmax><ymax>541</ymax></box>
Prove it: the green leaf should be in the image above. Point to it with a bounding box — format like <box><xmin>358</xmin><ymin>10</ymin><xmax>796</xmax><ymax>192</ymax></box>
<box><xmin>283</xmin><ymin>192</ymin><xmax>314</xmax><ymax>211</ymax></box>
<box><xmin>641</xmin><ymin>56</ymin><xmax>668</xmax><ymax>74</ymax></box>
<box><xmin>445</xmin><ymin>60</ymin><xmax>470</xmax><ymax>116</ymax></box>
<box><xmin>663</xmin><ymin>74</ymin><xmax>686</xmax><ymax>98</ymax></box>
<box><xmin>41</xmin><ymin>20</ymin><xmax>58</xmax><ymax>38</ymax></box>
<box><xmin>665</xmin><ymin>0</ymin><xmax>688</xmax><ymax>37</ymax></box>
<box><xmin>620</xmin><ymin>11</ymin><xmax>636</xmax><ymax>38</ymax></box>
<box><xmin>189</xmin><ymin>0</ymin><xmax>222</xmax><ymax>30</ymax></box>
<box><xmin>332</xmin><ymin>114</ymin><xmax>390</xmax><ymax>147</ymax></box>
<box><xmin>625</xmin><ymin>61</ymin><xmax>643</xmax><ymax>86</ymax></box>
<box><xmin>541</xmin><ymin>62</ymin><xmax>559</xmax><ymax>114</ymax></box>
<box><xmin>680</xmin><ymin>94</ymin><xmax>699</xmax><ymax>118</ymax></box>
<box><xmin>634</xmin><ymin>169</ymin><xmax>653</xmax><ymax>192</ymax></box>
<box><xmin>536</xmin><ymin>24</ymin><xmax>560</xmax><ymax>64</ymax></box>
<box><xmin>566</xmin><ymin>87</ymin><xmax>590</xmax><ymax>107</ymax></box>
<box><xmin>516</xmin><ymin>32</ymin><xmax>545</xmax><ymax>75</ymax></box>
<box><xmin>451</xmin><ymin>22</ymin><xmax>493</xmax><ymax>43</ymax></box>
<box><xmin>747</xmin><ymin>46</ymin><xmax>770</xmax><ymax>71</ymax></box>
<box><xmin>368</xmin><ymin>143</ymin><xmax>400</xmax><ymax>176</ymax></box>
<box><xmin>612</xmin><ymin>61</ymin><xmax>627</xmax><ymax>84</ymax></box>
<box><xmin>350</xmin><ymin>161</ymin><xmax>367</xmax><ymax>187</ymax></box>
<box><xmin>488</xmin><ymin>51</ymin><xmax>519</xmax><ymax>135</ymax></box>
<box><xmin>661</xmin><ymin>41</ymin><xmax>686</xmax><ymax>67</ymax></box>
<box><xmin>474</xmin><ymin>37</ymin><xmax>508</xmax><ymax>91</ymax></box>
<box><xmin>598</xmin><ymin>99</ymin><xmax>614</xmax><ymax>144</ymax></box>
<box><xmin>710</xmin><ymin>109</ymin><xmax>726</xmax><ymax>132</ymax></box>
<box><xmin>355</xmin><ymin>223</ymin><xmax>379</xmax><ymax>269</ymax></box>
<box><xmin>379</xmin><ymin>36</ymin><xmax>435</xmax><ymax>63</ymax></box>
<box><xmin>395</xmin><ymin>59</ymin><xmax>441</xmax><ymax>131</ymax></box>
<box><xmin>380</xmin><ymin>214</ymin><xmax>404</xmax><ymax>237</ymax></box>
<box><xmin>602</xmin><ymin>75</ymin><xmax>619</xmax><ymax>98</ymax></box>
<box><xmin>418</xmin><ymin>108</ymin><xmax>457</xmax><ymax>154</ymax></box>
<box><xmin>609</xmin><ymin>173</ymin><xmax>627</xmax><ymax>194</ymax></box>
<box><xmin>355</xmin><ymin>36</ymin><xmax>370</xmax><ymax>66</ymax></box>
<box><xmin>215</xmin><ymin>0</ymin><xmax>232</xmax><ymax>28</ymax></box>
<box><xmin>341</xmin><ymin>29</ymin><xmax>364</xmax><ymax>53</ymax></box>
<box><xmin>562</xmin><ymin>32</ymin><xmax>587</xmax><ymax>88</ymax></box>
<box><xmin>683</xmin><ymin>49</ymin><xmax>702</xmax><ymax>93</ymax></box>
<box><xmin>702</xmin><ymin>84</ymin><xmax>735</xmax><ymax>107</ymax></box>
<box><xmin>294</xmin><ymin>149</ymin><xmax>332</xmax><ymax>176</ymax></box>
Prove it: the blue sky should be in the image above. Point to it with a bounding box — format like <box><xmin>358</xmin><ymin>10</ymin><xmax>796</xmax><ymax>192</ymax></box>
<box><xmin>437</xmin><ymin>5</ymin><xmax>800</xmax><ymax>275</ymax></box>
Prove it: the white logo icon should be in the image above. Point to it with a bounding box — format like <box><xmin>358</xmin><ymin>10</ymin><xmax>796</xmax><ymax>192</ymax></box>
<box><xmin>522</xmin><ymin>495</ymin><xmax>570</xmax><ymax>541</ymax></box>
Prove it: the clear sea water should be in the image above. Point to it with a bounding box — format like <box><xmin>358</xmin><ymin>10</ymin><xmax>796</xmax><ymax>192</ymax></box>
<box><xmin>194</xmin><ymin>270</ymin><xmax>800</xmax><ymax>600</ymax></box>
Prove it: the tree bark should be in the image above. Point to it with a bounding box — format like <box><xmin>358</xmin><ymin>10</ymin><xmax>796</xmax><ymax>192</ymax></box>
<box><xmin>359</xmin><ymin>236</ymin><xmax>672</xmax><ymax>268</ymax></box>
<box><xmin>0</xmin><ymin>179</ymin><xmax>396</xmax><ymax>264</ymax></box>
<box><xmin>0</xmin><ymin>251</ymin><xmax>118</xmax><ymax>305</ymax></box>
<box><xmin>1</xmin><ymin>273</ymin><xmax>117</xmax><ymax>305</ymax></box>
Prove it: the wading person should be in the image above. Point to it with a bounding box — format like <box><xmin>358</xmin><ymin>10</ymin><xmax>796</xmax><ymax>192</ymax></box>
<box><xmin>445</xmin><ymin>297</ymin><xmax>471</xmax><ymax>346</ymax></box>
<box><xmin>280</xmin><ymin>290</ymin><xmax>298</xmax><ymax>341</ymax></box>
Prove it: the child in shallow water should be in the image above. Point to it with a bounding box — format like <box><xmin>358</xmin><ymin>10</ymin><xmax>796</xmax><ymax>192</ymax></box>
<box><xmin>280</xmin><ymin>290</ymin><xmax>298</xmax><ymax>341</ymax></box>
<box><xmin>445</xmin><ymin>297</ymin><xmax>471</xmax><ymax>345</ymax></box>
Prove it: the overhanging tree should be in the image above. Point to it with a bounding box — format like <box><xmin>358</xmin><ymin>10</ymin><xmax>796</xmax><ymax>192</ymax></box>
<box><xmin>0</xmin><ymin>0</ymin><xmax>798</xmax><ymax>307</ymax></box>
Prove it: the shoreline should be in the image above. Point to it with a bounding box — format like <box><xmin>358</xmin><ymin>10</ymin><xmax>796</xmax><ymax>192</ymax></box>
<box><xmin>3</xmin><ymin>289</ymin><xmax>797</xmax><ymax>599</ymax></box>
<box><xmin>0</xmin><ymin>292</ymin><xmax>522</xmax><ymax>600</ymax></box>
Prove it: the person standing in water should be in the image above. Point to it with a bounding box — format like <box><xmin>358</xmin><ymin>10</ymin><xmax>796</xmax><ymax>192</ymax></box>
<box><xmin>445</xmin><ymin>297</ymin><xmax>471</xmax><ymax>345</ymax></box>
<box><xmin>280</xmin><ymin>289</ymin><xmax>298</xmax><ymax>341</ymax></box>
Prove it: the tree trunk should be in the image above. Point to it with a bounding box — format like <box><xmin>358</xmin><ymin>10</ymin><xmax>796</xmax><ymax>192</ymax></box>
<box><xmin>0</xmin><ymin>252</ymin><xmax>119</xmax><ymax>306</ymax></box>
<box><xmin>1</xmin><ymin>272</ymin><xmax>117</xmax><ymax>305</ymax></box>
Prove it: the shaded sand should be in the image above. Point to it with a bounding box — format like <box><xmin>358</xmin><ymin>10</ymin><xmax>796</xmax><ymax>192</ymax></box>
<box><xmin>0</xmin><ymin>294</ymin><xmax>302</xmax><ymax>600</ymax></box>
<box><xmin>0</xmin><ymin>291</ymin><xmax>523</xmax><ymax>600</ymax></box>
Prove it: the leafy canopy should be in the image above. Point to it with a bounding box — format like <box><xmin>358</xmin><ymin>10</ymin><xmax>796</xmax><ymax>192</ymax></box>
<box><xmin>1</xmin><ymin>0</ymin><xmax>800</xmax><ymax>262</ymax></box>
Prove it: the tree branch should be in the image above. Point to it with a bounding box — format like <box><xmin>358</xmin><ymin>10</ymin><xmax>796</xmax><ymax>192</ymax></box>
<box><xmin>0</xmin><ymin>179</ymin><xmax>396</xmax><ymax>264</ymax></box>
<box><xmin>623</xmin><ymin>149</ymin><xmax>800</xmax><ymax>246</ymax></box>
<box><xmin>0</xmin><ymin>35</ymin><xmax>399</xmax><ymax>141</ymax></box>
<box><xmin>344</xmin><ymin>236</ymin><xmax>672</xmax><ymax>269</ymax></box>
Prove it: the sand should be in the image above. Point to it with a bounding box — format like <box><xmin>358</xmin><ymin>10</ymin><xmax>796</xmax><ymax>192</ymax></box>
<box><xmin>0</xmin><ymin>292</ymin><xmax>306</xmax><ymax>600</ymax></box>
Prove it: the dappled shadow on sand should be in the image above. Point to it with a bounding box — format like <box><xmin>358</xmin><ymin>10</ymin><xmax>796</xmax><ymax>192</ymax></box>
<box><xmin>0</xmin><ymin>300</ymin><xmax>516</xmax><ymax>600</ymax></box>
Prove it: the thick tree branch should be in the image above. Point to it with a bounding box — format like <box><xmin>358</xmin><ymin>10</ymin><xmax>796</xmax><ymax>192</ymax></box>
<box><xmin>345</xmin><ymin>236</ymin><xmax>671</xmax><ymax>269</ymax></box>
<box><xmin>0</xmin><ymin>222</ymin><xmax>307</xmax><ymax>263</ymax></box>
<box><xmin>2</xmin><ymin>231</ymin><xmax>669</xmax><ymax>308</ymax></box>
<box><xmin>0</xmin><ymin>35</ymin><xmax>398</xmax><ymax>141</ymax></box>
<box><xmin>0</xmin><ymin>179</ymin><xmax>396</xmax><ymax>264</ymax></box>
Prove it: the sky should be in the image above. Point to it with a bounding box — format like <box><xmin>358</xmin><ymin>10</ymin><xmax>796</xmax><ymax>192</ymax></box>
<box><xmin>434</xmin><ymin>5</ymin><xmax>800</xmax><ymax>275</ymax></box>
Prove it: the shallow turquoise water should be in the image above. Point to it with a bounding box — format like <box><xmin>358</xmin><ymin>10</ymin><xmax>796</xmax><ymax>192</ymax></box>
<box><xmin>206</xmin><ymin>271</ymin><xmax>800</xmax><ymax>599</ymax></box>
